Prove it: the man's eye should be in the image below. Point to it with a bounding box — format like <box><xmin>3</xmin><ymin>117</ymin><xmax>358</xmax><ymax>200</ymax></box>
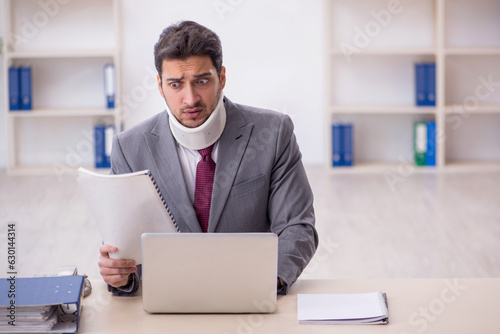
<box><xmin>169</xmin><ymin>82</ymin><xmax>180</xmax><ymax>88</ymax></box>
<box><xmin>197</xmin><ymin>79</ymin><xmax>209</xmax><ymax>85</ymax></box>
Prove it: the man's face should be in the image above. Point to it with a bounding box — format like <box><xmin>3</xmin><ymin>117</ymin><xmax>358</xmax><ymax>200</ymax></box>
<box><xmin>157</xmin><ymin>55</ymin><xmax>226</xmax><ymax>128</ymax></box>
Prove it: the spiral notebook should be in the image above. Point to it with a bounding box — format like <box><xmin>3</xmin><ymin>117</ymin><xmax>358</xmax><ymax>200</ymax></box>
<box><xmin>77</xmin><ymin>168</ymin><xmax>179</xmax><ymax>263</ymax></box>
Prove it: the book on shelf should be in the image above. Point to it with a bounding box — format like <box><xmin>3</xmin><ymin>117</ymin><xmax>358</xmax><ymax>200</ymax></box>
<box><xmin>8</xmin><ymin>67</ymin><xmax>20</xmax><ymax>110</ymax></box>
<box><xmin>297</xmin><ymin>291</ymin><xmax>389</xmax><ymax>325</ymax></box>
<box><xmin>425</xmin><ymin>121</ymin><xmax>436</xmax><ymax>166</ymax></box>
<box><xmin>331</xmin><ymin>123</ymin><xmax>354</xmax><ymax>167</ymax></box>
<box><xmin>94</xmin><ymin>124</ymin><xmax>115</xmax><ymax>168</ymax></box>
<box><xmin>414</xmin><ymin>121</ymin><xmax>436</xmax><ymax>167</ymax></box>
<box><xmin>414</xmin><ymin>121</ymin><xmax>427</xmax><ymax>166</ymax></box>
<box><xmin>20</xmin><ymin>67</ymin><xmax>32</xmax><ymax>110</ymax></box>
<box><xmin>331</xmin><ymin>124</ymin><xmax>342</xmax><ymax>166</ymax></box>
<box><xmin>8</xmin><ymin>66</ymin><xmax>32</xmax><ymax>111</ymax></box>
<box><xmin>342</xmin><ymin>124</ymin><xmax>353</xmax><ymax>166</ymax></box>
<box><xmin>415</xmin><ymin>63</ymin><xmax>436</xmax><ymax>107</ymax></box>
<box><xmin>426</xmin><ymin>64</ymin><xmax>436</xmax><ymax>106</ymax></box>
<box><xmin>415</xmin><ymin>64</ymin><xmax>426</xmax><ymax>106</ymax></box>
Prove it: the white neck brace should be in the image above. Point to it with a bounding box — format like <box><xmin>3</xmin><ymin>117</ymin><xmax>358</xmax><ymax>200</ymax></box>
<box><xmin>163</xmin><ymin>93</ymin><xmax>226</xmax><ymax>150</ymax></box>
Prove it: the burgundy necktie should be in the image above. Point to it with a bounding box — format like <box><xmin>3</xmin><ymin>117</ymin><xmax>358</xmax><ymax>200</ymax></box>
<box><xmin>194</xmin><ymin>144</ymin><xmax>215</xmax><ymax>232</ymax></box>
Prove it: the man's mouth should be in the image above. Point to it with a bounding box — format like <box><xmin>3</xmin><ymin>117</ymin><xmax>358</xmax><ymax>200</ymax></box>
<box><xmin>183</xmin><ymin>107</ymin><xmax>203</xmax><ymax>119</ymax></box>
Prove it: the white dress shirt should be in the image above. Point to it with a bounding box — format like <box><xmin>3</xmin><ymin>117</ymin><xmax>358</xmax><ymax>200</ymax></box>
<box><xmin>175</xmin><ymin>141</ymin><xmax>219</xmax><ymax>204</ymax></box>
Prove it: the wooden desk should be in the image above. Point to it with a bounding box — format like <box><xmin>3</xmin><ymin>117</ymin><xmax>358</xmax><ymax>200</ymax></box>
<box><xmin>79</xmin><ymin>278</ymin><xmax>500</xmax><ymax>334</ymax></box>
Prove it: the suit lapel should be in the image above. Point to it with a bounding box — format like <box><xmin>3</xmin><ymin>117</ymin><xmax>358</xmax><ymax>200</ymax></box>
<box><xmin>209</xmin><ymin>99</ymin><xmax>253</xmax><ymax>232</ymax></box>
<box><xmin>143</xmin><ymin>112</ymin><xmax>202</xmax><ymax>232</ymax></box>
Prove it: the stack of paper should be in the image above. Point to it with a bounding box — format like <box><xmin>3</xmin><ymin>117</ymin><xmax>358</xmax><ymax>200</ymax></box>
<box><xmin>297</xmin><ymin>292</ymin><xmax>389</xmax><ymax>325</ymax></box>
<box><xmin>0</xmin><ymin>305</ymin><xmax>57</xmax><ymax>332</ymax></box>
<box><xmin>77</xmin><ymin>168</ymin><xmax>180</xmax><ymax>264</ymax></box>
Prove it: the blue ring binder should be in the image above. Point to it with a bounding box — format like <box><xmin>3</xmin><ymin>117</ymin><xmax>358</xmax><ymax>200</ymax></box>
<box><xmin>0</xmin><ymin>275</ymin><xmax>85</xmax><ymax>333</ymax></box>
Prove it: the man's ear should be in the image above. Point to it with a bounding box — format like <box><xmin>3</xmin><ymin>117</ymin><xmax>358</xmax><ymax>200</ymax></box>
<box><xmin>219</xmin><ymin>66</ymin><xmax>226</xmax><ymax>91</ymax></box>
<box><xmin>157</xmin><ymin>74</ymin><xmax>164</xmax><ymax>98</ymax></box>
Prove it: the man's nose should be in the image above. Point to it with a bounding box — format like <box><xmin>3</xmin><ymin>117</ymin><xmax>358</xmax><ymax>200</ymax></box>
<box><xmin>183</xmin><ymin>84</ymin><xmax>200</xmax><ymax>106</ymax></box>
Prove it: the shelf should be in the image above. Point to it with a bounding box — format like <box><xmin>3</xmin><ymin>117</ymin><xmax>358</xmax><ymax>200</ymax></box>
<box><xmin>329</xmin><ymin>105</ymin><xmax>437</xmax><ymax>114</ymax></box>
<box><xmin>328</xmin><ymin>162</ymin><xmax>500</xmax><ymax>174</ymax></box>
<box><xmin>330</xmin><ymin>56</ymin><xmax>436</xmax><ymax>106</ymax></box>
<box><xmin>324</xmin><ymin>0</ymin><xmax>500</xmax><ymax>173</ymax></box>
<box><xmin>6</xmin><ymin>50</ymin><xmax>117</xmax><ymax>59</ymax></box>
<box><xmin>328</xmin><ymin>163</ymin><xmax>437</xmax><ymax>174</ymax></box>
<box><xmin>6</xmin><ymin>165</ymin><xmax>110</xmax><ymax>176</ymax></box>
<box><xmin>443</xmin><ymin>162</ymin><xmax>500</xmax><ymax>173</ymax></box>
<box><xmin>444</xmin><ymin>105</ymin><xmax>500</xmax><ymax>114</ymax></box>
<box><xmin>445</xmin><ymin>47</ymin><xmax>500</xmax><ymax>56</ymax></box>
<box><xmin>3</xmin><ymin>0</ymin><xmax>121</xmax><ymax>174</ymax></box>
<box><xmin>330</xmin><ymin>48</ymin><xmax>436</xmax><ymax>56</ymax></box>
<box><xmin>8</xmin><ymin>108</ymin><xmax>117</xmax><ymax>118</ymax></box>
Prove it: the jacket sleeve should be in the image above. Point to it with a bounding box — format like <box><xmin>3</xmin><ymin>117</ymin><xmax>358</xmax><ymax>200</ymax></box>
<box><xmin>269</xmin><ymin>115</ymin><xmax>319</xmax><ymax>294</ymax></box>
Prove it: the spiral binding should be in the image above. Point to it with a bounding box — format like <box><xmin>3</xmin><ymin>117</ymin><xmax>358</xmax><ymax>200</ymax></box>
<box><xmin>146</xmin><ymin>171</ymin><xmax>180</xmax><ymax>232</ymax></box>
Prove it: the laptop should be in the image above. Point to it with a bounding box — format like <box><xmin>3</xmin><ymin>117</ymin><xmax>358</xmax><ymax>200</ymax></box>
<box><xmin>141</xmin><ymin>233</ymin><xmax>278</xmax><ymax>313</ymax></box>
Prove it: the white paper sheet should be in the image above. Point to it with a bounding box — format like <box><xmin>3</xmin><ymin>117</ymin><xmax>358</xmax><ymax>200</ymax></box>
<box><xmin>77</xmin><ymin>168</ymin><xmax>179</xmax><ymax>263</ymax></box>
<box><xmin>297</xmin><ymin>292</ymin><xmax>388</xmax><ymax>325</ymax></box>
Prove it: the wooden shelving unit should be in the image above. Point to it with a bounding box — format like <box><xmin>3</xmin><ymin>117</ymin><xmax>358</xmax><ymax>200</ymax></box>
<box><xmin>324</xmin><ymin>0</ymin><xmax>500</xmax><ymax>173</ymax></box>
<box><xmin>2</xmin><ymin>0</ymin><xmax>122</xmax><ymax>174</ymax></box>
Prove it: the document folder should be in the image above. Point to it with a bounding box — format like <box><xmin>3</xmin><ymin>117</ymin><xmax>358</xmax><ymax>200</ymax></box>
<box><xmin>0</xmin><ymin>275</ymin><xmax>84</xmax><ymax>333</ymax></box>
<box><xmin>20</xmin><ymin>67</ymin><xmax>32</xmax><ymax>110</ymax></box>
<box><xmin>298</xmin><ymin>292</ymin><xmax>389</xmax><ymax>325</ymax></box>
<box><xmin>8</xmin><ymin>67</ymin><xmax>21</xmax><ymax>110</ymax></box>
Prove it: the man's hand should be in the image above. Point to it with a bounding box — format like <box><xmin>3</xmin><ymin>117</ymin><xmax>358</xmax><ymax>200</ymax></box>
<box><xmin>98</xmin><ymin>244</ymin><xmax>137</xmax><ymax>288</ymax></box>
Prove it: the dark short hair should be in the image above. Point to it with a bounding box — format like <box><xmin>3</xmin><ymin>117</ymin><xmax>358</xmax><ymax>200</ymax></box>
<box><xmin>154</xmin><ymin>21</ymin><xmax>223</xmax><ymax>78</ymax></box>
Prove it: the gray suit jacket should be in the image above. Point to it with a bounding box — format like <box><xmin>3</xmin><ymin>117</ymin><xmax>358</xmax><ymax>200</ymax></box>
<box><xmin>109</xmin><ymin>97</ymin><xmax>318</xmax><ymax>295</ymax></box>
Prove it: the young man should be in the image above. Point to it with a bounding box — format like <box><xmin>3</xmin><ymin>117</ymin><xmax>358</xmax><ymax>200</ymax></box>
<box><xmin>98</xmin><ymin>21</ymin><xmax>318</xmax><ymax>296</ymax></box>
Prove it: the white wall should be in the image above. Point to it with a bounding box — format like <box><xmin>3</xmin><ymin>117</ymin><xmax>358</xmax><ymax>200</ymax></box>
<box><xmin>0</xmin><ymin>2</ymin><xmax>6</xmax><ymax>168</ymax></box>
<box><xmin>0</xmin><ymin>0</ymin><xmax>325</xmax><ymax>168</ymax></box>
<box><xmin>119</xmin><ymin>0</ymin><xmax>324</xmax><ymax>164</ymax></box>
